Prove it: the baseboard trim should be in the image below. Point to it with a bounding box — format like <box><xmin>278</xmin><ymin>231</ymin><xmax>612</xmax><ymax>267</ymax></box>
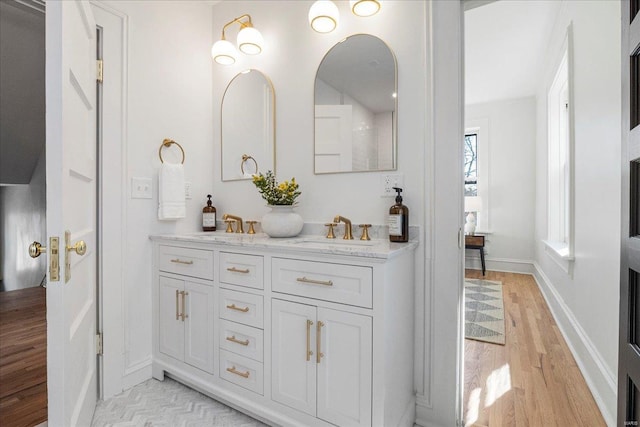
<box><xmin>532</xmin><ymin>262</ymin><xmax>616</xmax><ymax>427</ymax></box>
<box><xmin>465</xmin><ymin>256</ymin><xmax>534</xmax><ymax>274</ymax></box>
<box><xmin>122</xmin><ymin>358</ymin><xmax>152</xmax><ymax>391</ymax></box>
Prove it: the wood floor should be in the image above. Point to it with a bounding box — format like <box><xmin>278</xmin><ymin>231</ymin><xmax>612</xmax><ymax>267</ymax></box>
<box><xmin>463</xmin><ymin>270</ymin><xmax>605</xmax><ymax>427</ymax></box>
<box><xmin>0</xmin><ymin>287</ymin><xmax>47</xmax><ymax>427</ymax></box>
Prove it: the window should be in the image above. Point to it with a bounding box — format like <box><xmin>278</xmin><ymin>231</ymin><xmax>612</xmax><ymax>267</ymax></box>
<box><xmin>464</xmin><ymin>120</ymin><xmax>489</xmax><ymax>231</ymax></box>
<box><xmin>464</xmin><ymin>133</ymin><xmax>477</xmax><ymax>196</ymax></box>
<box><xmin>545</xmin><ymin>29</ymin><xmax>574</xmax><ymax>265</ymax></box>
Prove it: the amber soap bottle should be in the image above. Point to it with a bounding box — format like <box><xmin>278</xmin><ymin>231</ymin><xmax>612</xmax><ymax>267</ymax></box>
<box><xmin>202</xmin><ymin>194</ymin><xmax>216</xmax><ymax>231</ymax></box>
<box><xmin>388</xmin><ymin>187</ymin><xmax>409</xmax><ymax>242</ymax></box>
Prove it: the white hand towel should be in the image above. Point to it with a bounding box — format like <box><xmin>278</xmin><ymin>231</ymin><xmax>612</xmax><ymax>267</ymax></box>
<box><xmin>158</xmin><ymin>163</ymin><xmax>186</xmax><ymax>220</ymax></box>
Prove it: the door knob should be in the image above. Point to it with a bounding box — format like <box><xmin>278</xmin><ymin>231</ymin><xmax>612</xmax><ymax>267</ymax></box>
<box><xmin>29</xmin><ymin>241</ymin><xmax>46</xmax><ymax>258</ymax></box>
<box><xmin>67</xmin><ymin>239</ymin><xmax>87</xmax><ymax>256</ymax></box>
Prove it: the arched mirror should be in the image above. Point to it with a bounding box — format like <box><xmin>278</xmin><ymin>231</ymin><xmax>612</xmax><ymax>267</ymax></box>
<box><xmin>222</xmin><ymin>69</ymin><xmax>275</xmax><ymax>181</ymax></box>
<box><xmin>314</xmin><ymin>34</ymin><xmax>397</xmax><ymax>174</ymax></box>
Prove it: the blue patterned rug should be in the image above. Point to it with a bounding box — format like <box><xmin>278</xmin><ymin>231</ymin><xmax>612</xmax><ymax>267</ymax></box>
<box><xmin>465</xmin><ymin>279</ymin><xmax>505</xmax><ymax>345</ymax></box>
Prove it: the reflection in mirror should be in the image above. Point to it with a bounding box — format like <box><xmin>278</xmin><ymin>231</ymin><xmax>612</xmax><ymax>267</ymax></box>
<box><xmin>222</xmin><ymin>69</ymin><xmax>275</xmax><ymax>181</ymax></box>
<box><xmin>314</xmin><ymin>34</ymin><xmax>397</xmax><ymax>174</ymax></box>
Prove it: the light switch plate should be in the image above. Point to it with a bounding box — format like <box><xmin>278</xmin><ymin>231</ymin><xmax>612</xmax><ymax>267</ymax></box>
<box><xmin>184</xmin><ymin>182</ymin><xmax>192</xmax><ymax>199</ymax></box>
<box><xmin>131</xmin><ymin>177</ymin><xmax>152</xmax><ymax>199</ymax></box>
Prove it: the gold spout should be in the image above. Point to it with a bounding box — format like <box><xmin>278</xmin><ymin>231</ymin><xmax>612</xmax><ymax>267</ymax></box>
<box><xmin>333</xmin><ymin>215</ymin><xmax>353</xmax><ymax>240</ymax></box>
<box><xmin>223</xmin><ymin>214</ymin><xmax>244</xmax><ymax>233</ymax></box>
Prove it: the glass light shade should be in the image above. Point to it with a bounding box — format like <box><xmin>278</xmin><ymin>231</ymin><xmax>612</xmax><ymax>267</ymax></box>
<box><xmin>237</xmin><ymin>26</ymin><xmax>264</xmax><ymax>55</ymax></box>
<box><xmin>211</xmin><ymin>39</ymin><xmax>237</xmax><ymax>65</ymax></box>
<box><xmin>350</xmin><ymin>0</ymin><xmax>380</xmax><ymax>17</ymax></box>
<box><xmin>308</xmin><ymin>0</ymin><xmax>339</xmax><ymax>33</ymax></box>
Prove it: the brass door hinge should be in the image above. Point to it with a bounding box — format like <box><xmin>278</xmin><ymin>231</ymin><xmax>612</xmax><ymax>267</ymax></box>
<box><xmin>97</xmin><ymin>59</ymin><xmax>103</xmax><ymax>83</ymax></box>
<box><xmin>96</xmin><ymin>333</ymin><xmax>103</xmax><ymax>355</ymax></box>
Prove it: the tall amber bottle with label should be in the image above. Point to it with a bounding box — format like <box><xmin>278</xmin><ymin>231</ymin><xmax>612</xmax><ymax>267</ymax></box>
<box><xmin>388</xmin><ymin>187</ymin><xmax>409</xmax><ymax>242</ymax></box>
<box><xmin>202</xmin><ymin>194</ymin><xmax>216</xmax><ymax>231</ymax></box>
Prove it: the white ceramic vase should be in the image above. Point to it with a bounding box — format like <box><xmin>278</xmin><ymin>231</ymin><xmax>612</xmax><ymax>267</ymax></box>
<box><xmin>261</xmin><ymin>205</ymin><xmax>304</xmax><ymax>238</ymax></box>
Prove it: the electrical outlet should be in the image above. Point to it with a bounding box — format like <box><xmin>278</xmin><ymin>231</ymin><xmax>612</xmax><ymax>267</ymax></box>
<box><xmin>380</xmin><ymin>174</ymin><xmax>404</xmax><ymax>197</ymax></box>
<box><xmin>184</xmin><ymin>182</ymin><xmax>192</xmax><ymax>199</ymax></box>
<box><xmin>131</xmin><ymin>177</ymin><xmax>152</xmax><ymax>199</ymax></box>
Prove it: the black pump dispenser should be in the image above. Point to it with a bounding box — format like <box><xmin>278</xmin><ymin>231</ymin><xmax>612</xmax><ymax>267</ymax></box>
<box><xmin>388</xmin><ymin>187</ymin><xmax>409</xmax><ymax>242</ymax></box>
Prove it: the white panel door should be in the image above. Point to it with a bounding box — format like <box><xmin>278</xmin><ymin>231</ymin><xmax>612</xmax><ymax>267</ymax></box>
<box><xmin>184</xmin><ymin>281</ymin><xmax>214</xmax><ymax>373</ymax></box>
<box><xmin>45</xmin><ymin>1</ymin><xmax>98</xmax><ymax>425</ymax></box>
<box><xmin>317</xmin><ymin>308</ymin><xmax>372</xmax><ymax>427</ymax></box>
<box><xmin>158</xmin><ymin>276</ymin><xmax>184</xmax><ymax>362</ymax></box>
<box><xmin>315</xmin><ymin>105</ymin><xmax>353</xmax><ymax>173</ymax></box>
<box><xmin>271</xmin><ymin>299</ymin><xmax>316</xmax><ymax>415</ymax></box>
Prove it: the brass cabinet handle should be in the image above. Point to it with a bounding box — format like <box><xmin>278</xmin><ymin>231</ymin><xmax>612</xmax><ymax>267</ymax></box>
<box><xmin>306</xmin><ymin>319</ymin><xmax>314</xmax><ymax>361</ymax></box>
<box><xmin>171</xmin><ymin>259</ymin><xmax>193</xmax><ymax>265</ymax></box>
<box><xmin>226</xmin><ymin>303</ymin><xmax>249</xmax><ymax>313</ymax></box>
<box><xmin>316</xmin><ymin>321</ymin><xmax>324</xmax><ymax>364</ymax></box>
<box><xmin>297</xmin><ymin>276</ymin><xmax>333</xmax><ymax>286</ymax></box>
<box><xmin>175</xmin><ymin>289</ymin><xmax>180</xmax><ymax>320</ymax></box>
<box><xmin>181</xmin><ymin>291</ymin><xmax>189</xmax><ymax>321</ymax></box>
<box><xmin>226</xmin><ymin>335</ymin><xmax>250</xmax><ymax>346</ymax></box>
<box><xmin>227</xmin><ymin>267</ymin><xmax>250</xmax><ymax>274</ymax></box>
<box><xmin>226</xmin><ymin>366</ymin><xmax>250</xmax><ymax>378</ymax></box>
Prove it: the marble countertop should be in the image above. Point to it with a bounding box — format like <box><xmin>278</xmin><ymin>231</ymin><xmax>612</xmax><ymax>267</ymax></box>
<box><xmin>150</xmin><ymin>231</ymin><xmax>418</xmax><ymax>259</ymax></box>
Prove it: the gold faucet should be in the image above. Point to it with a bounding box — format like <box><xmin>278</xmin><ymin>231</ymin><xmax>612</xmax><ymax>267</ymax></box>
<box><xmin>333</xmin><ymin>215</ymin><xmax>353</xmax><ymax>240</ymax></box>
<box><xmin>222</xmin><ymin>214</ymin><xmax>244</xmax><ymax>233</ymax></box>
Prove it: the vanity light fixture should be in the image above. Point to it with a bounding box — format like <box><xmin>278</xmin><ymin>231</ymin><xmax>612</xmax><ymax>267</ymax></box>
<box><xmin>309</xmin><ymin>0</ymin><xmax>340</xmax><ymax>33</ymax></box>
<box><xmin>211</xmin><ymin>14</ymin><xmax>264</xmax><ymax>65</ymax></box>
<box><xmin>349</xmin><ymin>0</ymin><xmax>381</xmax><ymax>17</ymax></box>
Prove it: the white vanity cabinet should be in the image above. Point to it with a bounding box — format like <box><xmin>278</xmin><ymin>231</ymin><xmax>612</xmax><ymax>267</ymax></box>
<box><xmin>156</xmin><ymin>245</ymin><xmax>215</xmax><ymax>374</ymax></box>
<box><xmin>272</xmin><ymin>299</ymin><xmax>372</xmax><ymax>426</ymax></box>
<box><xmin>151</xmin><ymin>234</ymin><xmax>417</xmax><ymax>427</ymax></box>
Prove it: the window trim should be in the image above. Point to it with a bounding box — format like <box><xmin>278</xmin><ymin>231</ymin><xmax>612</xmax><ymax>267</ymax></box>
<box><xmin>545</xmin><ymin>23</ymin><xmax>575</xmax><ymax>271</ymax></box>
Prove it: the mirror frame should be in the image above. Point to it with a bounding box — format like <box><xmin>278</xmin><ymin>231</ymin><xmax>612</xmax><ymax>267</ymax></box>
<box><xmin>221</xmin><ymin>69</ymin><xmax>276</xmax><ymax>181</ymax></box>
<box><xmin>313</xmin><ymin>33</ymin><xmax>398</xmax><ymax>175</ymax></box>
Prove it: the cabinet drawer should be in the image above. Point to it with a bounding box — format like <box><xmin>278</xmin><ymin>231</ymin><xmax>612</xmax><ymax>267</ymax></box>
<box><xmin>219</xmin><ymin>252</ymin><xmax>264</xmax><ymax>289</ymax></box>
<box><xmin>219</xmin><ymin>319</ymin><xmax>263</xmax><ymax>362</ymax></box>
<box><xmin>272</xmin><ymin>258</ymin><xmax>373</xmax><ymax>308</ymax></box>
<box><xmin>158</xmin><ymin>245</ymin><xmax>213</xmax><ymax>280</ymax></box>
<box><xmin>219</xmin><ymin>288</ymin><xmax>264</xmax><ymax>329</ymax></box>
<box><xmin>220</xmin><ymin>349</ymin><xmax>263</xmax><ymax>395</ymax></box>
<box><xmin>465</xmin><ymin>235</ymin><xmax>484</xmax><ymax>247</ymax></box>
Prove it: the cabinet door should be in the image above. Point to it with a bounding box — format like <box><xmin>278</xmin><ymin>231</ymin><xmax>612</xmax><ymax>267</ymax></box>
<box><xmin>184</xmin><ymin>281</ymin><xmax>214</xmax><ymax>373</ymax></box>
<box><xmin>317</xmin><ymin>308</ymin><xmax>372</xmax><ymax>427</ymax></box>
<box><xmin>159</xmin><ymin>276</ymin><xmax>184</xmax><ymax>361</ymax></box>
<box><xmin>271</xmin><ymin>299</ymin><xmax>316</xmax><ymax>416</ymax></box>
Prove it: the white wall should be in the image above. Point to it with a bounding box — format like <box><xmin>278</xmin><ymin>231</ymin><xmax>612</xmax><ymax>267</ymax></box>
<box><xmin>533</xmin><ymin>2</ymin><xmax>620</xmax><ymax>425</ymax></box>
<box><xmin>465</xmin><ymin>97</ymin><xmax>536</xmax><ymax>272</ymax></box>
<box><xmin>0</xmin><ymin>150</ymin><xmax>47</xmax><ymax>291</ymax></box>
<box><xmin>100</xmin><ymin>0</ymin><xmax>214</xmax><ymax>390</ymax></box>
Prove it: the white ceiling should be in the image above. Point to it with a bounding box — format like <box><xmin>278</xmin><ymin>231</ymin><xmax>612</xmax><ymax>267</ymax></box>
<box><xmin>465</xmin><ymin>0</ymin><xmax>561</xmax><ymax>106</ymax></box>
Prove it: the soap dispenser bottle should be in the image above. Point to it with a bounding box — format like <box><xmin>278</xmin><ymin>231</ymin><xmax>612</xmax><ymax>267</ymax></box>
<box><xmin>202</xmin><ymin>194</ymin><xmax>216</xmax><ymax>232</ymax></box>
<box><xmin>388</xmin><ymin>187</ymin><xmax>409</xmax><ymax>242</ymax></box>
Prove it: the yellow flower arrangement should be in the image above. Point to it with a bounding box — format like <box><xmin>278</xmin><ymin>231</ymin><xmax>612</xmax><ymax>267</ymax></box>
<box><xmin>252</xmin><ymin>170</ymin><xmax>301</xmax><ymax>206</ymax></box>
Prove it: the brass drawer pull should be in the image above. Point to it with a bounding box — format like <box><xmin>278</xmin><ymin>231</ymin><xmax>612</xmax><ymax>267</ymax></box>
<box><xmin>227</xmin><ymin>267</ymin><xmax>250</xmax><ymax>274</ymax></box>
<box><xmin>297</xmin><ymin>276</ymin><xmax>333</xmax><ymax>286</ymax></box>
<box><xmin>226</xmin><ymin>335</ymin><xmax>250</xmax><ymax>346</ymax></box>
<box><xmin>170</xmin><ymin>259</ymin><xmax>194</xmax><ymax>265</ymax></box>
<box><xmin>226</xmin><ymin>366</ymin><xmax>250</xmax><ymax>378</ymax></box>
<box><xmin>306</xmin><ymin>319</ymin><xmax>314</xmax><ymax>361</ymax></box>
<box><xmin>226</xmin><ymin>303</ymin><xmax>250</xmax><ymax>313</ymax></box>
<box><xmin>316</xmin><ymin>321</ymin><xmax>325</xmax><ymax>364</ymax></box>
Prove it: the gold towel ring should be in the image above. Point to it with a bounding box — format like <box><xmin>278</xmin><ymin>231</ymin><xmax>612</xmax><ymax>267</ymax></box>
<box><xmin>241</xmin><ymin>154</ymin><xmax>258</xmax><ymax>175</ymax></box>
<box><xmin>159</xmin><ymin>138</ymin><xmax>185</xmax><ymax>164</ymax></box>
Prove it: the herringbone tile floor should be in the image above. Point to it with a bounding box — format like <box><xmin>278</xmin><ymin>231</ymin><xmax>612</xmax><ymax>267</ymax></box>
<box><xmin>91</xmin><ymin>377</ymin><xmax>267</xmax><ymax>427</ymax></box>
